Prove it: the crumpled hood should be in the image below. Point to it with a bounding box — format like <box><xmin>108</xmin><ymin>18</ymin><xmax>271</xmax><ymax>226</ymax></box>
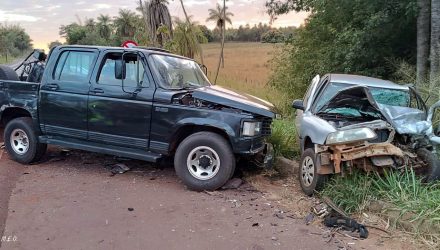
<box><xmin>192</xmin><ymin>85</ymin><xmax>276</xmax><ymax>118</ymax></box>
<box><xmin>319</xmin><ymin>86</ymin><xmax>440</xmax><ymax>142</ymax></box>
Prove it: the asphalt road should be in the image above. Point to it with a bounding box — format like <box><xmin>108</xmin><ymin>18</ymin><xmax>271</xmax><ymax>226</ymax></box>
<box><xmin>0</xmin><ymin>129</ymin><xmax>338</xmax><ymax>250</ymax></box>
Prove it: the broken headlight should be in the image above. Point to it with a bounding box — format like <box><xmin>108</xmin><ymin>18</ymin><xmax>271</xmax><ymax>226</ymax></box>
<box><xmin>326</xmin><ymin>128</ymin><xmax>377</xmax><ymax>145</ymax></box>
<box><xmin>242</xmin><ymin>121</ymin><xmax>262</xmax><ymax>137</ymax></box>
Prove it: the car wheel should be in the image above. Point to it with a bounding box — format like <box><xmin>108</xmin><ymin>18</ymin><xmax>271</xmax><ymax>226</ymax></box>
<box><xmin>174</xmin><ymin>132</ymin><xmax>235</xmax><ymax>191</ymax></box>
<box><xmin>4</xmin><ymin>117</ymin><xmax>47</xmax><ymax>164</ymax></box>
<box><xmin>417</xmin><ymin>148</ymin><xmax>440</xmax><ymax>182</ymax></box>
<box><xmin>299</xmin><ymin>148</ymin><xmax>327</xmax><ymax>196</ymax></box>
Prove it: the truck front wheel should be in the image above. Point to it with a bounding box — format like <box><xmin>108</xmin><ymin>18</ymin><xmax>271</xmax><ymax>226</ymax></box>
<box><xmin>174</xmin><ymin>132</ymin><xmax>235</xmax><ymax>191</ymax></box>
<box><xmin>4</xmin><ymin>117</ymin><xmax>47</xmax><ymax>164</ymax></box>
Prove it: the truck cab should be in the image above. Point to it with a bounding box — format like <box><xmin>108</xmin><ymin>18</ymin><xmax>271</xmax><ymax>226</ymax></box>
<box><xmin>0</xmin><ymin>45</ymin><xmax>275</xmax><ymax>191</ymax></box>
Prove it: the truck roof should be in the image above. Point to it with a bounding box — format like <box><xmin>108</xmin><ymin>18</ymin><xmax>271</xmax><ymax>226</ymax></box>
<box><xmin>53</xmin><ymin>45</ymin><xmax>190</xmax><ymax>60</ymax></box>
<box><xmin>327</xmin><ymin>74</ymin><xmax>409</xmax><ymax>91</ymax></box>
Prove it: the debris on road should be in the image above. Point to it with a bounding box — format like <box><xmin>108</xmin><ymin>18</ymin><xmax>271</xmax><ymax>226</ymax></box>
<box><xmin>128</xmin><ymin>208</ymin><xmax>134</xmax><ymax>212</ymax></box>
<box><xmin>304</xmin><ymin>213</ymin><xmax>315</xmax><ymax>225</ymax></box>
<box><xmin>324</xmin><ymin>216</ymin><xmax>369</xmax><ymax>239</ymax></box>
<box><xmin>222</xmin><ymin>178</ymin><xmax>243</xmax><ymax>189</ymax></box>
<box><xmin>109</xmin><ymin>163</ymin><xmax>131</xmax><ymax>175</ymax></box>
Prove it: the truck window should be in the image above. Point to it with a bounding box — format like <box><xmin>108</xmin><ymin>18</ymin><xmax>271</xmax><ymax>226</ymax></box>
<box><xmin>54</xmin><ymin>51</ymin><xmax>95</xmax><ymax>83</ymax></box>
<box><xmin>98</xmin><ymin>53</ymin><xmax>147</xmax><ymax>87</ymax></box>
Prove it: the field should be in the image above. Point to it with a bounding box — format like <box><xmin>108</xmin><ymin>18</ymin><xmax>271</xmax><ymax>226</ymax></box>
<box><xmin>198</xmin><ymin>42</ymin><xmax>287</xmax><ymax>109</ymax></box>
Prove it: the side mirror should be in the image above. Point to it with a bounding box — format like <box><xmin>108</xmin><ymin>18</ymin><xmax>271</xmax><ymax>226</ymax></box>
<box><xmin>114</xmin><ymin>60</ymin><xmax>126</xmax><ymax>80</ymax></box>
<box><xmin>292</xmin><ymin>99</ymin><xmax>305</xmax><ymax>110</ymax></box>
<box><xmin>200</xmin><ymin>64</ymin><xmax>208</xmax><ymax>75</ymax></box>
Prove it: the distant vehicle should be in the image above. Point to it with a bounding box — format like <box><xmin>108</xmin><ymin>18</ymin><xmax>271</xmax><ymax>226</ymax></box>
<box><xmin>0</xmin><ymin>46</ymin><xmax>275</xmax><ymax>191</ymax></box>
<box><xmin>292</xmin><ymin>74</ymin><xmax>440</xmax><ymax>195</ymax></box>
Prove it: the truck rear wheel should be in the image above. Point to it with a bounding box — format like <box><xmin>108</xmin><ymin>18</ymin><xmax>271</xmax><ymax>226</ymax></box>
<box><xmin>174</xmin><ymin>132</ymin><xmax>235</xmax><ymax>191</ymax></box>
<box><xmin>4</xmin><ymin>117</ymin><xmax>47</xmax><ymax>164</ymax></box>
<box><xmin>0</xmin><ymin>65</ymin><xmax>19</xmax><ymax>81</ymax></box>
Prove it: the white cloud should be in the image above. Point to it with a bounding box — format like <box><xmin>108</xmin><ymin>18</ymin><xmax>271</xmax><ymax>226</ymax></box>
<box><xmin>0</xmin><ymin>10</ymin><xmax>40</xmax><ymax>22</ymax></box>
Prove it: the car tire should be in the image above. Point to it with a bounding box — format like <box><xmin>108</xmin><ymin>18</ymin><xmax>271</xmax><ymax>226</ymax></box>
<box><xmin>417</xmin><ymin>148</ymin><xmax>440</xmax><ymax>182</ymax></box>
<box><xmin>4</xmin><ymin>117</ymin><xmax>47</xmax><ymax>164</ymax></box>
<box><xmin>299</xmin><ymin>148</ymin><xmax>327</xmax><ymax>196</ymax></box>
<box><xmin>0</xmin><ymin>65</ymin><xmax>19</xmax><ymax>81</ymax></box>
<box><xmin>174</xmin><ymin>132</ymin><xmax>235</xmax><ymax>191</ymax></box>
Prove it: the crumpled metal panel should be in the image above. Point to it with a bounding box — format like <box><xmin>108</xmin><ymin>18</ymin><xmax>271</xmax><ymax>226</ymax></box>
<box><xmin>378</xmin><ymin>104</ymin><xmax>431</xmax><ymax>135</ymax></box>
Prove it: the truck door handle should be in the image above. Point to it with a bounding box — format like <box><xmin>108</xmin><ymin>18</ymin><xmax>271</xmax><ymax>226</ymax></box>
<box><xmin>46</xmin><ymin>83</ymin><xmax>59</xmax><ymax>91</ymax></box>
<box><xmin>90</xmin><ymin>88</ymin><xmax>104</xmax><ymax>94</ymax></box>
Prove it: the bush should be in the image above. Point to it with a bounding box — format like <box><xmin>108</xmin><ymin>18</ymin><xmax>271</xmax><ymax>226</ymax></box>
<box><xmin>268</xmin><ymin>119</ymin><xmax>299</xmax><ymax>158</ymax></box>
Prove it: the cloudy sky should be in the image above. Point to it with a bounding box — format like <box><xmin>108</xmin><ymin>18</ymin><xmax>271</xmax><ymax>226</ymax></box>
<box><xmin>0</xmin><ymin>0</ymin><xmax>308</xmax><ymax>50</ymax></box>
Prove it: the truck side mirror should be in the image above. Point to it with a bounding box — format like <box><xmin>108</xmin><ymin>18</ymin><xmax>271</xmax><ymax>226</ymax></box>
<box><xmin>292</xmin><ymin>99</ymin><xmax>305</xmax><ymax>110</ymax></box>
<box><xmin>114</xmin><ymin>60</ymin><xmax>126</xmax><ymax>80</ymax></box>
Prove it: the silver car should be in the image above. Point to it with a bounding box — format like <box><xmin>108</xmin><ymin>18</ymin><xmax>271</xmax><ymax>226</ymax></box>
<box><xmin>292</xmin><ymin>74</ymin><xmax>440</xmax><ymax>195</ymax></box>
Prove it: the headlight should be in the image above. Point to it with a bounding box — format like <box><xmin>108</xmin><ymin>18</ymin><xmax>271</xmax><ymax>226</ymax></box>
<box><xmin>326</xmin><ymin>128</ymin><xmax>377</xmax><ymax>145</ymax></box>
<box><xmin>242</xmin><ymin>121</ymin><xmax>262</xmax><ymax>136</ymax></box>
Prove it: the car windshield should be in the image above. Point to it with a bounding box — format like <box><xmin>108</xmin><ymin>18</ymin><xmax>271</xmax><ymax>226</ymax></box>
<box><xmin>151</xmin><ymin>54</ymin><xmax>210</xmax><ymax>89</ymax></box>
<box><xmin>315</xmin><ymin>82</ymin><xmax>410</xmax><ymax>113</ymax></box>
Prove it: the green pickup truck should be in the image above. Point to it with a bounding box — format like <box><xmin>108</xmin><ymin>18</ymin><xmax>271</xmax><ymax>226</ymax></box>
<box><xmin>0</xmin><ymin>46</ymin><xmax>275</xmax><ymax>191</ymax></box>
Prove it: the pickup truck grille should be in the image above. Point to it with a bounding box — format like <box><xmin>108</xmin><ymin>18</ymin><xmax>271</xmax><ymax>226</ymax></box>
<box><xmin>261</xmin><ymin>118</ymin><xmax>272</xmax><ymax>136</ymax></box>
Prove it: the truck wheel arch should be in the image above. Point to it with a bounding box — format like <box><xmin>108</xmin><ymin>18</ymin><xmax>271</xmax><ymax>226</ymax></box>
<box><xmin>303</xmin><ymin>136</ymin><xmax>314</xmax><ymax>151</ymax></box>
<box><xmin>170</xmin><ymin>125</ymin><xmax>232</xmax><ymax>154</ymax></box>
<box><xmin>1</xmin><ymin>107</ymin><xmax>33</xmax><ymax>127</ymax></box>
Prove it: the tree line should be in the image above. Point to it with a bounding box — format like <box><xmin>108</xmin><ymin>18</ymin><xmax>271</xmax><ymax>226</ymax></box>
<box><xmin>0</xmin><ymin>23</ymin><xmax>32</xmax><ymax>63</ymax></box>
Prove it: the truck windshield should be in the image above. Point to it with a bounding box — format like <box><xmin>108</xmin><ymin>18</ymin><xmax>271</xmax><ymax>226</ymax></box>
<box><xmin>151</xmin><ymin>54</ymin><xmax>210</xmax><ymax>90</ymax></box>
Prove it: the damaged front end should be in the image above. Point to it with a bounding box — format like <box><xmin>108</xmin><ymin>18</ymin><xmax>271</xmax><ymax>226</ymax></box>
<box><xmin>315</xmin><ymin>86</ymin><xmax>440</xmax><ymax>180</ymax></box>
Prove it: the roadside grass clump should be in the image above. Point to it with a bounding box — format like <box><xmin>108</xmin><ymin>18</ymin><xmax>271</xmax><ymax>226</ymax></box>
<box><xmin>268</xmin><ymin>119</ymin><xmax>299</xmax><ymax>158</ymax></box>
<box><xmin>321</xmin><ymin>169</ymin><xmax>440</xmax><ymax>243</ymax></box>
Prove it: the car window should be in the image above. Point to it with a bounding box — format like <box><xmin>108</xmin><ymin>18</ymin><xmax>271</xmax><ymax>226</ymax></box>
<box><xmin>303</xmin><ymin>75</ymin><xmax>320</xmax><ymax>109</ymax></box>
<box><xmin>314</xmin><ymin>82</ymin><xmax>348</xmax><ymax>112</ymax></box>
<box><xmin>55</xmin><ymin>51</ymin><xmax>95</xmax><ymax>83</ymax></box>
<box><xmin>98</xmin><ymin>53</ymin><xmax>147</xmax><ymax>87</ymax></box>
<box><xmin>370</xmin><ymin>88</ymin><xmax>409</xmax><ymax>107</ymax></box>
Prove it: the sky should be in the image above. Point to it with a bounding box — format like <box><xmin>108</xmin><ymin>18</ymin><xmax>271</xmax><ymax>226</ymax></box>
<box><xmin>0</xmin><ymin>0</ymin><xmax>308</xmax><ymax>51</ymax></box>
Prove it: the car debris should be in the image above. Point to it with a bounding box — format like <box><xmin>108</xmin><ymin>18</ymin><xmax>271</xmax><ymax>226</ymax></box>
<box><xmin>324</xmin><ymin>216</ymin><xmax>369</xmax><ymax>239</ymax></box>
<box><xmin>292</xmin><ymin>74</ymin><xmax>440</xmax><ymax>195</ymax></box>
<box><xmin>109</xmin><ymin>163</ymin><xmax>131</xmax><ymax>175</ymax></box>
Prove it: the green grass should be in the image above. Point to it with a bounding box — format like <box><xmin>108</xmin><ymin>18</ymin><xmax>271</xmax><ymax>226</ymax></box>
<box><xmin>321</xmin><ymin>170</ymin><xmax>440</xmax><ymax>243</ymax></box>
<box><xmin>268</xmin><ymin>119</ymin><xmax>299</xmax><ymax>158</ymax></box>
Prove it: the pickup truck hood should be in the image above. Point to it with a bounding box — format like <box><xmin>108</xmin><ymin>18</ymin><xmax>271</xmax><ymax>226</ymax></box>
<box><xmin>192</xmin><ymin>85</ymin><xmax>276</xmax><ymax>118</ymax></box>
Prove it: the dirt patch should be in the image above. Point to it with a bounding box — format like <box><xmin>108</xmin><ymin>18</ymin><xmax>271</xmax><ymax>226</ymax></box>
<box><xmin>244</xmin><ymin>159</ymin><xmax>422</xmax><ymax>250</ymax></box>
<box><xmin>0</xmin><ymin>143</ymin><xmax>340</xmax><ymax>249</ymax></box>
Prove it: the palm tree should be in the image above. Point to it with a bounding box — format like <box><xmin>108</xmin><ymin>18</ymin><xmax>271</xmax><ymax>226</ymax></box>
<box><xmin>84</xmin><ymin>18</ymin><xmax>95</xmax><ymax>30</ymax></box>
<box><xmin>138</xmin><ymin>0</ymin><xmax>173</xmax><ymax>47</ymax></box>
<box><xmin>114</xmin><ymin>9</ymin><xmax>138</xmax><ymax>38</ymax></box>
<box><xmin>171</xmin><ymin>17</ymin><xmax>207</xmax><ymax>59</ymax></box>
<box><xmin>97</xmin><ymin>14</ymin><xmax>112</xmax><ymax>40</ymax></box>
<box><xmin>179</xmin><ymin>0</ymin><xmax>204</xmax><ymax>64</ymax></box>
<box><xmin>207</xmin><ymin>1</ymin><xmax>233</xmax><ymax>82</ymax></box>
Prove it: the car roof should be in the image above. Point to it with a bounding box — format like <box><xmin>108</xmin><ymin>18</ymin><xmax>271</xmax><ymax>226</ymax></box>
<box><xmin>327</xmin><ymin>74</ymin><xmax>409</xmax><ymax>91</ymax></box>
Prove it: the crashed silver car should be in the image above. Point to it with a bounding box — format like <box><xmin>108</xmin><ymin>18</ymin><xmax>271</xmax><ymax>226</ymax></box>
<box><xmin>292</xmin><ymin>74</ymin><xmax>440</xmax><ymax>195</ymax></box>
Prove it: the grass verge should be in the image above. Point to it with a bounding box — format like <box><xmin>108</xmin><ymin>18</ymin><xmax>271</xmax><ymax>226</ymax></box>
<box><xmin>320</xmin><ymin>170</ymin><xmax>440</xmax><ymax>245</ymax></box>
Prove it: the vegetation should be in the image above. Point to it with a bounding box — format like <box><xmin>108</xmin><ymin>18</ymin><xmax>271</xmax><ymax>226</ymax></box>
<box><xmin>167</xmin><ymin>18</ymin><xmax>207</xmax><ymax>59</ymax></box>
<box><xmin>138</xmin><ymin>0</ymin><xmax>173</xmax><ymax>47</ymax></box>
<box><xmin>267</xmin><ymin>0</ymin><xmax>419</xmax><ymax>101</ymax></box>
<box><xmin>321</xmin><ymin>170</ymin><xmax>440</xmax><ymax>244</ymax></box>
<box><xmin>0</xmin><ymin>23</ymin><xmax>32</xmax><ymax>63</ymax></box>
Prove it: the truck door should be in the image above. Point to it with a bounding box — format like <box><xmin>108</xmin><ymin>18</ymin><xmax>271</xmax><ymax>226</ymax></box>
<box><xmin>87</xmin><ymin>50</ymin><xmax>154</xmax><ymax>149</ymax></box>
<box><xmin>39</xmin><ymin>48</ymin><xmax>98</xmax><ymax>139</ymax></box>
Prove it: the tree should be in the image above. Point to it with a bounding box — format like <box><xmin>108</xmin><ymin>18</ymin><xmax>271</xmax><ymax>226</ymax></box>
<box><xmin>114</xmin><ymin>9</ymin><xmax>138</xmax><ymax>39</ymax></box>
<box><xmin>266</xmin><ymin>0</ymin><xmax>418</xmax><ymax>100</ymax></box>
<box><xmin>0</xmin><ymin>24</ymin><xmax>32</xmax><ymax>63</ymax></box>
<box><xmin>207</xmin><ymin>2</ymin><xmax>234</xmax><ymax>82</ymax></box>
<box><xmin>169</xmin><ymin>18</ymin><xmax>207</xmax><ymax>59</ymax></box>
<box><xmin>48</xmin><ymin>41</ymin><xmax>63</xmax><ymax>49</ymax></box>
<box><xmin>198</xmin><ymin>25</ymin><xmax>214</xmax><ymax>42</ymax></box>
<box><xmin>417</xmin><ymin>0</ymin><xmax>431</xmax><ymax>85</ymax></box>
<box><xmin>431</xmin><ymin>0</ymin><xmax>440</xmax><ymax>85</ymax></box>
<box><xmin>261</xmin><ymin>29</ymin><xmax>285</xmax><ymax>43</ymax></box>
<box><xmin>97</xmin><ymin>14</ymin><xmax>112</xmax><ymax>40</ymax></box>
<box><xmin>140</xmin><ymin>0</ymin><xmax>173</xmax><ymax>47</ymax></box>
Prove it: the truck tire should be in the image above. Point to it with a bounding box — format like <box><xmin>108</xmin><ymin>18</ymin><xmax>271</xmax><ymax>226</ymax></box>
<box><xmin>4</xmin><ymin>117</ymin><xmax>47</xmax><ymax>164</ymax></box>
<box><xmin>417</xmin><ymin>148</ymin><xmax>440</xmax><ymax>182</ymax></box>
<box><xmin>299</xmin><ymin>148</ymin><xmax>327</xmax><ymax>196</ymax></box>
<box><xmin>0</xmin><ymin>65</ymin><xmax>19</xmax><ymax>81</ymax></box>
<box><xmin>174</xmin><ymin>132</ymin><xmax>235</xmax><ymax>191</ymax></box>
